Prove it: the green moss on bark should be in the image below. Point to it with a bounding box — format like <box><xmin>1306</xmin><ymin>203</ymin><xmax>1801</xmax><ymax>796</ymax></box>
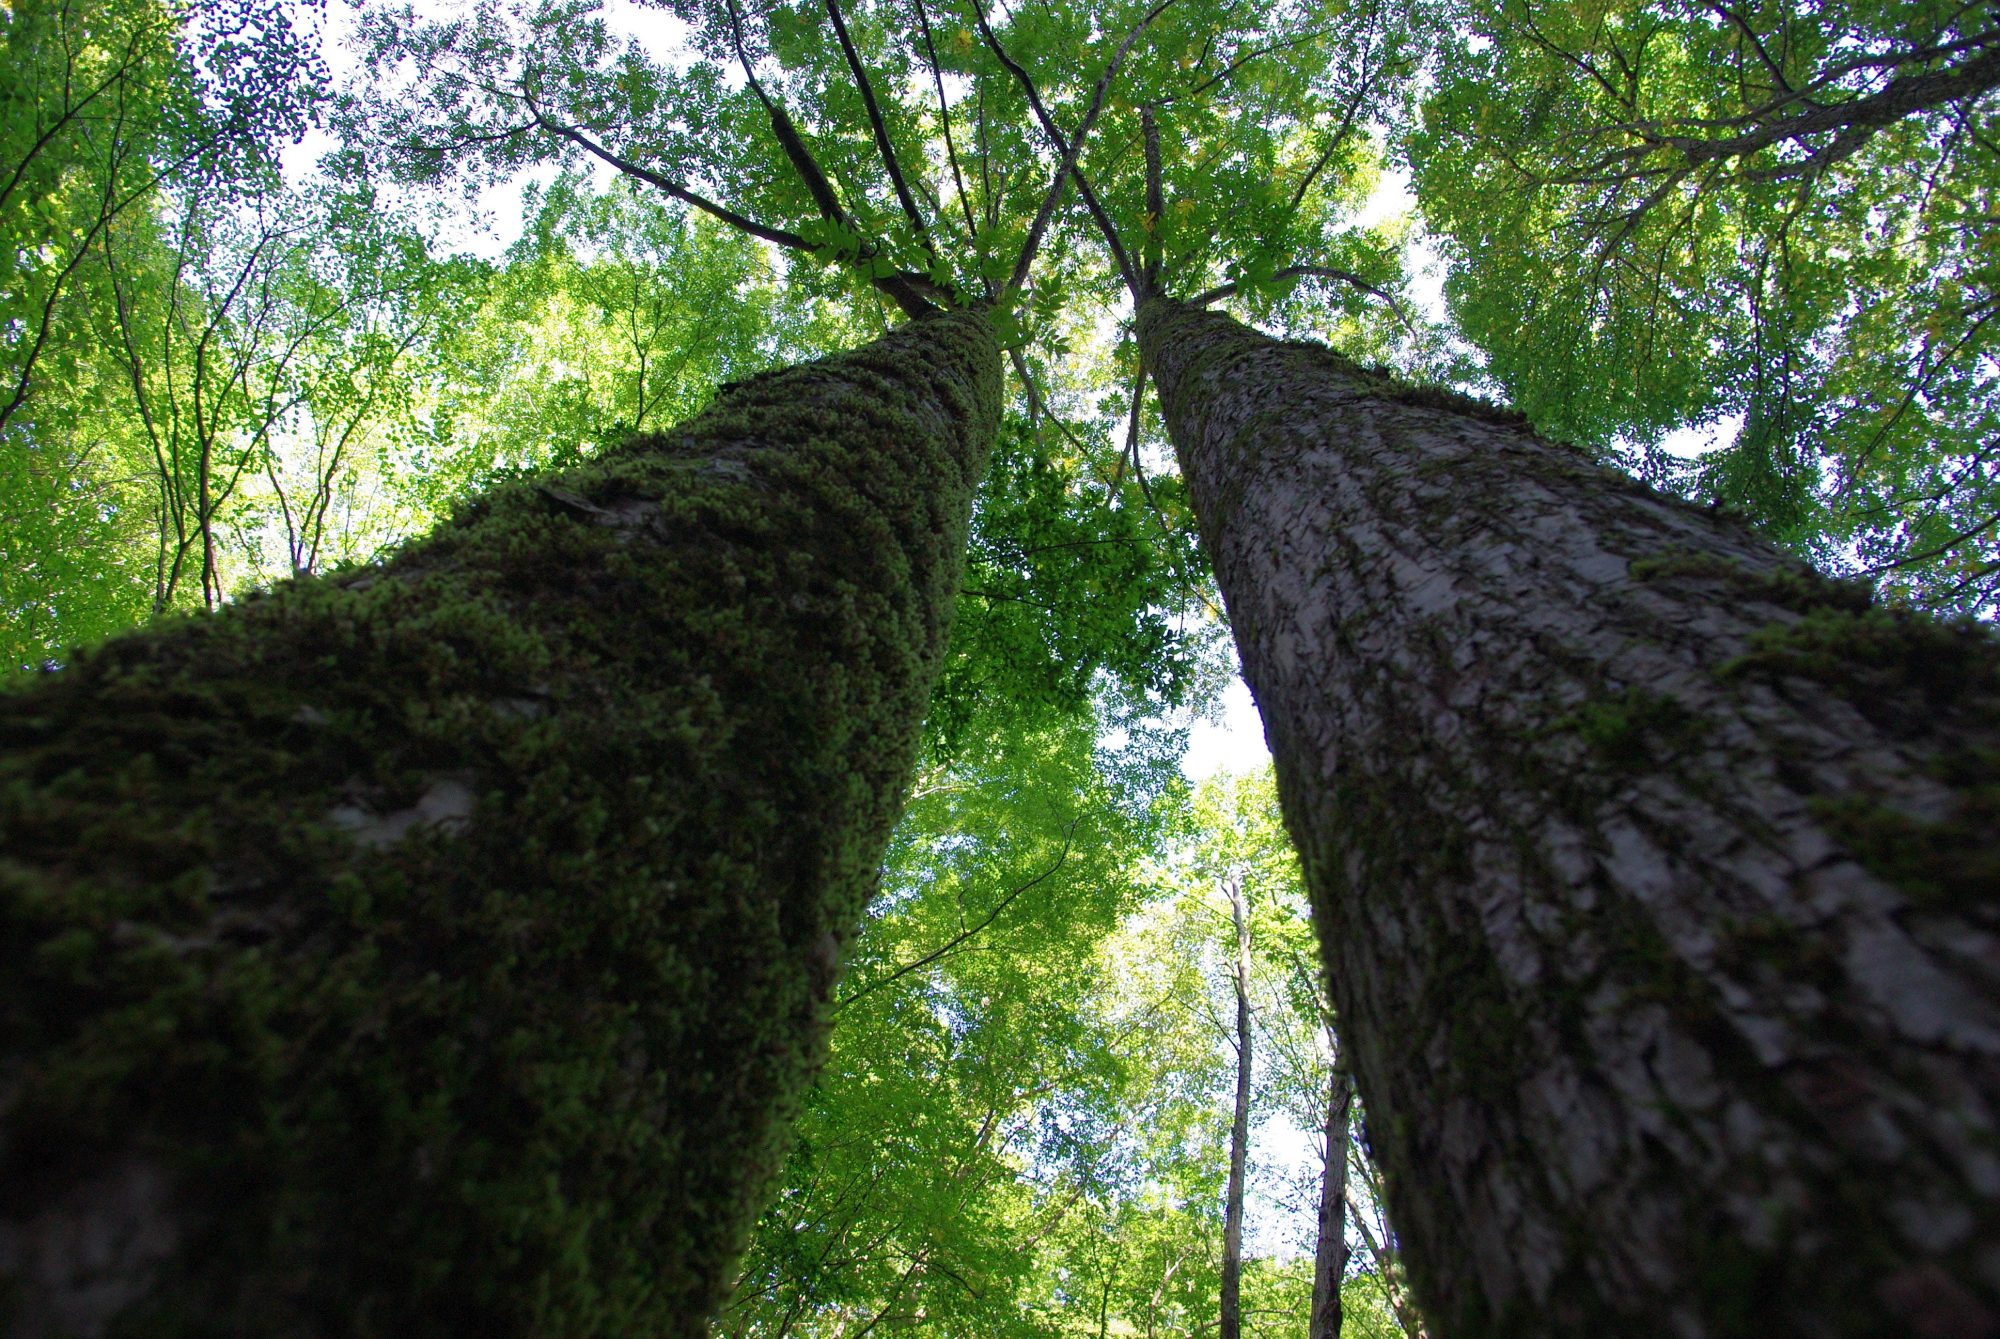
<box><xmin>1721</xmin><ymin>604</ymin><xmax>1998</xmax><ymax>715</ymax></box>
<box><xmin>0</xmin><ymin>310</ymin><xmax>1000</xmax><ymax>1336</ymax></box>
<box><xmin>1554</xmin><ymin>686</ymin><xmax>1696</xmax><ymax>766</ymax></box>
<box><xmin>1810</xmin><ymin>769</ymin><xmax>2000</xmax><ymax>914</ymax></box>
<box><xmin>1715</xmin><ymin>601</ymin><xmax>2000</xmax><ymax>913</ymax></box>
<box><xmin>1628</xmin><ymin>550</ymin><xmax>1875</xmax><ymax>617</ymax></box>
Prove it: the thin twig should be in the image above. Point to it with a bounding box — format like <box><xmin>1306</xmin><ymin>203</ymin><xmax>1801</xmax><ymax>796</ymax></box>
<box><xmin>913</xmin><ymin>0</ymin><xmax>981</xmax><ymax>242</ymax></box>
<box><xmin>1189</xmin><ymin>264</ymin><xmax>1418</xmax><ymax>335</ymax></box>
<box><xmin>533</xmin><ymin>116</ymin><xmax>817</xmax><ymax>253</ymax></box>
<box><xmin>1142</xmin><ymin>105</ymin><xmax>1163</xmax><ymax>294</ymax></box>
<box><xmin>835</xmin><ymin>818</ymin><xmax>1081</xmax><ymax>1011</ymax></box>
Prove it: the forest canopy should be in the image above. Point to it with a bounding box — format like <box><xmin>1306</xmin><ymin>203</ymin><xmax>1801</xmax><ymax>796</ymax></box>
<box><xmin>8</xmin><ymin>0</ymin><xmax>1994</xmax><ymax>667</ymax></box>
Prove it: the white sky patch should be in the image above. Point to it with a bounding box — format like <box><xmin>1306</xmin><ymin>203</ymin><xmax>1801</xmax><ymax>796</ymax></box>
<box><xmin>1354</xmin><ymin>162</ymin><xmax>1412</xmax><ymax>231</ymax></box>
<box><xmin>603</xmin><ymin>0</ymin><xmax>696</xmax><ymax>69</ymax></box>
<box><xmin>1181</xmin><ymin>674</ymin><xmax>1270</xmax><ymax>781</ymax></box>
<box><xmin>1247</xmin><ymin>1107</ymin><xmax>1323</xmax><ymax>1259</ymax></box>
<box><xmin>1404</xmin><ymin>232</ymin><xmax>1448</xmax><ymax>328</ymax></box>
<box><xmin>277</xmin><ymin>0</ymin><xmax>357</xmax><ymax>184</ymax></box>
<box><xmin>1354</xmin><ymin>163</ymin><xmax>1448</xmax><ymax>327</ymax></box>
<box><xmin>1659</xmin><ymin>412</ymin><xmax>1742</xmax><ymax>460</ymax></box>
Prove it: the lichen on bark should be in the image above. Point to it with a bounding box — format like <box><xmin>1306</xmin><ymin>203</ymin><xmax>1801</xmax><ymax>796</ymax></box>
<box><xmin>0</xmin><ymin>309</ymin><xmax>1000</xmax><ymax>1336</ymax></box>
<box><xmin>1137</xmin><ymin>295</ymin><xmax>2000</xmax><ymax>1339</ymax></box>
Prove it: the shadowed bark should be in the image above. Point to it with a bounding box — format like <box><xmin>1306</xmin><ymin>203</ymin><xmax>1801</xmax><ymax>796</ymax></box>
<box><xmin>1138</xmin><ymin>295</ymin><xmax>2000</xmax><ymax>1339</ymax></box>
<box><xmin>1346</xmin><ymin>1172</ymin><xmax>1426</xmax><ymax>1339</ymax></box>
<box><xmin>0</xmin><ymin>310</ymin><xmax>1000</xmax><ymax>1336</ymax></box>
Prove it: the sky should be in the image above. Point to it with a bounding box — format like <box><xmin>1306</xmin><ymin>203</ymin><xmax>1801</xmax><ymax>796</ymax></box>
<box><xmin>1181</xmin><ymin>672</ymin><xmax>1270</xmax><ymax>781</ymax></box>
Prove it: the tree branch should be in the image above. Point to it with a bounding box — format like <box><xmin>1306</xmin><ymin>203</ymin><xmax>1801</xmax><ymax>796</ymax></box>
<box><xmin>824</xmin><ymin>0</ymin><xmax>936</xmax><ymax>256</ymax></box>
<box><xmin>532</xmin><ymin>115</ymin><xmax>819</xmax><ymax>253</ymax></box>
<box><xmin>1286</xmin><ymin>49</ymin><xmax>1385</xmax><ymax>216</ymax></box>
<box><xmin>912</xmin><ymin>0</ymin><xmax>981</xmax><ymax>243</ymax></box>
<box><xmin>719</xmin><ymin>0</ymin><xmax>948</xmax><ymax>315</ymax></box>
<box><xmin>834</xmin><ymin>818</ymin><xmax>1080</xmax><ymax>1011</ymax></box>
<box><xmin>725</xmin><ymin>0</ymin><xmax>850</xmax><ymax>224</ymax></box>
<box><xmin>1188</xmin><ymin>264</ymin><xmax>1417</xmax><ymax>334</ymax></box>
<box><xmin>1576</xmin><ymin>32</ymin><xmax>2000</xmax><ymax>180</ymax></box>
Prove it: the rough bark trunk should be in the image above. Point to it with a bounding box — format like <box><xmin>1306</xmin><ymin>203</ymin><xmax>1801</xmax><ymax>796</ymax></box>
<box><xmin>1310</xmin><ymin>1060</ymin><xmax>1352</xmax><ymax>1339</ymax></box>
<box><xmin>0</xmin><ymin>311</ymin><xmax>1000</xmax><ymax>1337</ymax></box>
<box><xmin>1220</xmin><ymin>873</ymin><xmax>1253</xmax><ymax>1339</ymax></box>
<box><xmin>1137</xmin><ymin>295</ymin><xmax>2000</xmax><ymax>1339</ymax></box>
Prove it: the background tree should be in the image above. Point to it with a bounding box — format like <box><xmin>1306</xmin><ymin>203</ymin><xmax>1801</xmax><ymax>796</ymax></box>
<box><xmin>423</xmin><ymin>174</ymin><xmax>794</xmax><ymax>488</ymax></box>
<box><xmin>98</xmin><ymin>178</ymin><xmax>457</xmax><ymax>610</ymax></box>
<box><xmin>1162</xmin><ymin>771</ymin><xmax>1301</xmax><ymax>1339</ymax></box>
<box><xmin>713</xmin><ymin>761</ymin><xmax>1424</xmax><ymax>1338</ymax></box>
<box><xmin>0</xmin><ymin>0</ymin><xmax>322</xmax><ymax>436</ymax></box>
<box><xmin>719</xmin><ymin>705</ymin><xmax>1164</xmax><ymax>1336</ymax></box>
<box><xmin>1</xmin><ymin>0</ymin><xmax>322</xmax><ymax>660</ymax></box>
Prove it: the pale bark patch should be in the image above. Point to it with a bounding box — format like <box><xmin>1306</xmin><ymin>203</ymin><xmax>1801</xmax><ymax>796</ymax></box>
<box><xmin>326</xmin><ymin>773</ymin><xmax>478</xmax><ymax>851</ymax></box>
<box><xmin>0</xmin><ymin>1160</ymin><xmax>180</xmax><ymax>1339</ymax></box>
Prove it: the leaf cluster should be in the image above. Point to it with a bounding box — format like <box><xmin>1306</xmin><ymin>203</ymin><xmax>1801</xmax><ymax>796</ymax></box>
<box><xmin>1410</xmin><ymin>0</ymin><xmax>2000</xmax><ymax>611</ymax></box>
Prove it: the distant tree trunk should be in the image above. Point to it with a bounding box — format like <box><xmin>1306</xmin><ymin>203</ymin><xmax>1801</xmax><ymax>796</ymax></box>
<box><xmin>1138</xmin><ymin>295</ymin><xmax>2000</xmax><ymax>1339</ymax></box>
<box><xmin>1310</xmin><ymin>1059</ymin><xmax>1351</xmax><ymax>1339</ymax></box>
<box><xmin>1220</xmin><ymin>872</ymin><xmax>1253</xmax><ymax>1339</ymax></box>
<box><xmin>0</xmin><ymin>311</ymin><xmax>1000</xmax><ymax>1337</ymax></box>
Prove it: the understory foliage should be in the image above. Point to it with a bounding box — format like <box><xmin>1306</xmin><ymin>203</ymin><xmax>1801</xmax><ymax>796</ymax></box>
<box><xmin>722</xmin><ymin>761</ymin><xmax>1423</xmax><ymax>1337</ymax></box>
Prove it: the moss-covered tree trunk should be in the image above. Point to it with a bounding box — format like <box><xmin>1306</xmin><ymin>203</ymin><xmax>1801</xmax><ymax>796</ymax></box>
<box><xmin>1137</xmin><ymin>296</ymin><xmax>2000</xmax><ymax>1339</ymax></box>
<box><xmin>0</xmin><ymin>310</ymin><xmax>1000</xmax><ymax>1337</ymax></box>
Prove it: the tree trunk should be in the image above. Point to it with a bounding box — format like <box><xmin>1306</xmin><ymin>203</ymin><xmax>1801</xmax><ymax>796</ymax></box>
<box><xmin>1220</xmin><ymin>873</ymin><xmax>1252</xmax><ymax>1339</ymax></box>
<box><xmin>1137</xmin><ymin>295</ymin><xmax>2000</xmax><ymax>1339</ymax></box>
<box><xmin>1310</xmin><ymin>1060</ymin><xmax>1351</xmax><ymax>1339</ymax></box>
<box><xmin>0</xmin><ymin>310</ymin><xmax>1000</xmax><ymax>1337</ymax></box>
<box><xmin>1346</xmin><ymin>1179</ymin><xmax>1425</xmax><ymax>1339</ymax></box>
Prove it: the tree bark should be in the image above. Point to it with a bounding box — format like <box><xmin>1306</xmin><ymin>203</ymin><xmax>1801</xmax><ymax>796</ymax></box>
<box><xmin>1220</xmin><ymin>872</ymin><xmax>1252</xmax><ymax>1339</ymax></box>
<box><xmin>1137</xmin><ymin>295</ymin><xmax>2000</xmax><ymax>1339</ymax></box>
<box><xmin>0</xmin><ymin>310</ymin><xmax>1000</xmax><ymax>1336</ymax></box>
<box><xmin>1310</xmin><ymin>1059</ymin><xmax>1351</xmax><ymax>1339</ymax></box>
